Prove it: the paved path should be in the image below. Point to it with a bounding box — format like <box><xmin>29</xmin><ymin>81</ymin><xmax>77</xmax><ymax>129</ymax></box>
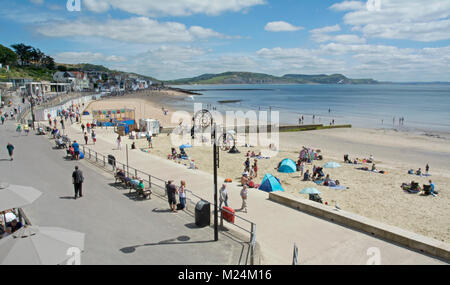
<box><xmin>0</xmin><ymin>121</ymin><xmax>248</xmax><ymax>265</ymax></box>
<box><xmin>58</xmin><ymin>119</ymin><xmax>449</xmax><ymax>265</ymax></box>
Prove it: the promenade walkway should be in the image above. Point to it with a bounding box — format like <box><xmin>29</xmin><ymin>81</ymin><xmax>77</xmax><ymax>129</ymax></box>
<box><xmin>60</xmin><ymin>120</ymin><xmax>447</xmax><ymax>265</ymax></box>
<box><xmin>0</xmin><ymin>121</ymin><xmax>248</xmax><ymax>265</ymax></box>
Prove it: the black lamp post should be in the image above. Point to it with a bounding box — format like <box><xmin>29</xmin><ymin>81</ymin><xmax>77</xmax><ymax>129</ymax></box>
<box><xmin>30</xmin><ymin>96</ymin><xmax>35</xmax><ymax>130</ymax></box>
<box><xmin>211</xmin><ymin>121</ymin><xmax>219</xmax><ymax>241</ymax></box>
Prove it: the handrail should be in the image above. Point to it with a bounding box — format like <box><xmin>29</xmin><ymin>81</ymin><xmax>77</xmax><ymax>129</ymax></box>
<box><xmin>40</xmin><ymin>123</ymin><xmax>258</xmax><ymax>264</ymax></box>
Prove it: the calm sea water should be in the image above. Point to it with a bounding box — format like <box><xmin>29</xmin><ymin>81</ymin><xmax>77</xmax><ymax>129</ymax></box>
<box><xmin>167</xmin><ymin>84</ymin><xmax>450</xmax><ymax>133</ymax></box>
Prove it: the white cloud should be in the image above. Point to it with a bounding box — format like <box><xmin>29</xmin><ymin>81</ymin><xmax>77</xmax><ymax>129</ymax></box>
<box><xmin>264</xmin><ymin>21</ymin><xmax>304</xmax><ymax>32</ymax></box>
<box><xmin>331</xmin><ymin>0</ymin><xmax>450</xmax><ymax>42</ymax></box>
<box><xmin>53</xmin><ymin>52</ymin><xmax>126</xmax><ymax>63</ymax></box>
<box><xmin>329</xmin><ymin>1</ymin><xmax>365</xmax><ymax>11</ymax></box>
<box><xmin>35</xmin><ymin>17</ymin><xmax>227</xmax><ymax>43</ymax></box>
<box><xmin>84</xmin><ymin>0</ymin><xmax>265</xmax><ymax>17</ymax></box>
<box><xmin>310</xmin><ymin>24</ymin><xmax>341</xmax><ymax>34</ymax></box>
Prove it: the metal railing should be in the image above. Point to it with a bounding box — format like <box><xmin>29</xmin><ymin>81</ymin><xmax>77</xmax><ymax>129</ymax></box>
<box><xmin>37</xmin><ymin>121</ymin><xmax>259</xmax><ymax>264</ymax></box>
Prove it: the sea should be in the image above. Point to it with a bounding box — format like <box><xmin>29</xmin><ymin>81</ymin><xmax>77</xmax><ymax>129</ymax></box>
<box><xmin>167</xmin><ymin>84</ymin><xmax>450</xmax><ymax>135</ymax></box>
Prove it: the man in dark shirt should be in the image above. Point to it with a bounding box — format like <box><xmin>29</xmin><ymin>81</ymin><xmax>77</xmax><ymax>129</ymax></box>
<box><xmin>166</xmin><ymin>180</ymin><xmax>178</xmax><ymax>212</ymax></box>
<box><xmin>6</xmin><ymin>219</ymin><xmax>23</xmax><ymax>233</ymax></box>
<box><xmin>72</xmin><ymin>166</ymin><xmax>84</xmax><ymax>199</ymax></box>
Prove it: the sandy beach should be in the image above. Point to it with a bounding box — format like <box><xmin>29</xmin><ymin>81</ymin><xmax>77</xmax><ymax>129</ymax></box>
<box><xmin>81</xmin><ymin>91</ymin><xmax>450</xmax><ymax>243</ymax></box>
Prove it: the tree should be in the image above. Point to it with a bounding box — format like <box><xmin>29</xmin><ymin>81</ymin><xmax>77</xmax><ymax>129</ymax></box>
<box><xmin>30</xmin><ymin>48</ymin><xmax>45</xmax><ymax>66</ymax></box>
<box><xmin>0</xmin><ymin>44</ymin><xmax>18</xmax><ymax>66</ymax></box>
<box><xmin>57</xmin><ymin>65</ymin><xmax>67</xmax><ymax>72</ymax></box>
<box><xmin>42</xmin><ymin>55</ymin><xmax>55</xmax><ymax>70</ymax></box>
<box><xmin>11</xmin><ymin>43</ymin><xmax>33</xmax><ymax>66</ymax></box>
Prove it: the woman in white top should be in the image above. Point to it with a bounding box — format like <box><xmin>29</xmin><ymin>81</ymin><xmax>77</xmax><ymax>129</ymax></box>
<box><xmin>179</xmin><ymin>180</ymin><xmax>186</xmax><ymax>210</ymax></box>
<box><xmin>240</xmin><ymin>186</ymin><xmax>248</xmax><ymax>213</ymax></box>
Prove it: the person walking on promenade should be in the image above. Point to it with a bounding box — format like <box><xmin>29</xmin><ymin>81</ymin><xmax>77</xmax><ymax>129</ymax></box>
<box><xmin>23</xmin><ymin>124</ymin><xmax>29</xmax><ymax>135</ymax></box>
<box><xmin>91</xmin><ymin>130</ymin><xmax>96</xmax><ymax>145</ymax></box>
<box><xmin>81</xmin><ymin>123</ymin><xmax>85</xmax><ymax>133</ymax></box>
<box><xmin>166</xmin><ymin>180</ymin><xmax>178</xmax><ymax>213</ymax></box>
<box><xmin>72</xmin><ymin>166</ymin><xmax>84</xmax><ymax>199</ymax></box>
<box><xmin>1</xmin><ymin>115</ymin><xmax>5</xmax><ymax>125</ymax></box>
<box><xmin>84</xmin><ymin>132</ymin><xmax>89</xmax><ymax>145</ymax></box>
<box><xmin>219</xmin><ymin>184</ymin><xmax>229</xmax><ymax>209</ymax></box>
<box><xmin>16</xmin><ymin>124</ymin><xmax>21</xmax><ymax>135</ymax></box>
<box><xmin>6</xmin><ymin>142</ymin><xmax>14</xmax><ymax>161</ymax></box>
<box><xmin>116</xmin><ymin>135</ymin><xmax>122</xmax><ymax>150</ymax></box>
<box><xmin>72</xmin><ymin>140</ymin><xmax>80</xmax><ymax>160</ymax></box>
<box><xmin>240</xmin><ymin>185</ymin><xmax>248</xmax><ymax>213</ymax></box>
<box><xmin>178</xmin><ymin>180</ymin><xmax>186</xmax><ymax>210</ymax></box>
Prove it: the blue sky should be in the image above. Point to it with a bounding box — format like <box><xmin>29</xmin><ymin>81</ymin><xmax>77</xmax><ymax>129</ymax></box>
<box><xmin>1</xmin><ymin>0</ymin><xmax>449</xmax><ymax>81</ymax></box>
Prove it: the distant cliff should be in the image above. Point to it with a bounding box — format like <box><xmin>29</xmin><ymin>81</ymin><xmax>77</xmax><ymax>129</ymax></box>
<box><xmin>166</xmin><ymin>72</ymin><xmax>378</xmax><ymax>85</ymax></box>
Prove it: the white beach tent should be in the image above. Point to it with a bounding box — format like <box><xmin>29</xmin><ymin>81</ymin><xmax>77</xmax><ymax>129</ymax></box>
<box><xmin>139</xmin><ymin>119</ymin><xmax>160</xmax><ymax>135</ymax></box>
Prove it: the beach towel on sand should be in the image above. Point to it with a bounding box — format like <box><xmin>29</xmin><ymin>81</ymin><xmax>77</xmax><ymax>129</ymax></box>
<box><xmin>329</xmin><ymin>186</ymin><xmax>347</xmax><ymax>190</ymax></box>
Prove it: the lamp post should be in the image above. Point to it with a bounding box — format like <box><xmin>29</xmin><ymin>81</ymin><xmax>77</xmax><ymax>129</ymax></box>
<box><xmin>194</xmin><ymin>109</ymin><xmax>219</xmax><ymax>241</ymax></box>
<box><xmin>211</xmin><ymin>121</ymin><xmax>219</xmax><ymax>241</ymax></box>
<box><xmin>30</xmin><ymin>96</ymin><xmax>35</xmax><ymax>130</ymax></box>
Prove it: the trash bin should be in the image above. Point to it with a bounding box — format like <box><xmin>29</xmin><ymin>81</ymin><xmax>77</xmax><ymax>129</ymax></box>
<box><xmin>108</xmin><ymin>155</ymin><xmax>116</xmax><ymax>167</ymax></box>
<box><xmin>195</xmin><ymin>200</ymin><xmax>211</xmax><ymax>227</ymax></box>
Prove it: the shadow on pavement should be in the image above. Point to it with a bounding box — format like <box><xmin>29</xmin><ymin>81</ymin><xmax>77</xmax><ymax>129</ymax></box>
<box><xmin>119</xmin><ymin>235</ymin><xmax>217</xmax><ymax>254</ymax></box>
<box><xmin>59</xmin><ymin>196</ymin><xmax>75</xmax><ymax>200</ymax></box>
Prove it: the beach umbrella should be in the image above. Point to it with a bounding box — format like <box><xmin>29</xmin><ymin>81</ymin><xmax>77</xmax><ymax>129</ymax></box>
<box><xmin>0</xmin><ymin>226</ymin><xmax>85</xmax><ymax>265</ymax></box>
<box><xmin>323</xmin><ymin>162</ymin><xmax>341</xmax><ymax>169</ymax></box>
<box><xmin>179</xmin><ymin>144</ymin><xmax>192</xmax><ymax>150</ymax></box>
<box><xmin>299</xmin><ymin>187</ymin><xmax>321</xmax><ymax>195</ymax></box>
<box><xmin>0</xmin><ymin>183</ymin><xmax>42</xmax><ymax>212</ymax></box>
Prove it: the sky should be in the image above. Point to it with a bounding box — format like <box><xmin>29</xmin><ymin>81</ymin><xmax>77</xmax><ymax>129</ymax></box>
<box><xmin>0</xmin><ymin>0</ymin><xmax>449</xmax><ymax>81</ymax></box>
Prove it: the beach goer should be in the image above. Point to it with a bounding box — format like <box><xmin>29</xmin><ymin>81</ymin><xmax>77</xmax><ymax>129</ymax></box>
<box><xmin>219</xmin><ymin>184</ymin><xmax>229</xmax><ymax>209</ymax></box>
<box><xmin>166</xmin><ymin>180</ymin><xmax>178</xmax><ymax>213</ymax></box>
<box><xmin>416</xmin><ymin>168</ymin><xmax>422</xmax><ymax>176</ymax></box>
<box><xmin>371</xmin><ymin>164</ymin><xmax>377</xmax><ymax>172</ymax></box>
<box><xmin>6</xmin><ymin>143</ymin><xmax>14</xmax><ymax>161</ymax></box>
<box><xmin>253</xmin><ymin>160</ymin><xmax>258</xmax><ymax>178</ymax></box>
<box><xmin>84</xmin><ymin>132</ymin><xmax>89</xmax><ymax>145</ymax></box>
<box><xmin>1</xmin><ymin>115</ymin><xmax>5</xmax><ymax>125</ymax></box>
<box><xmin>146</xmin><ymin>132</ymin><xmax>153</xmax><ymax>148</ymax></box>
<box><xmin>178</xmin><ymin>180</ymin><xmax>186</xmax><ymax>210</ymax></box>
<box><xmin>429</xmin><ymin>180</ymin><xmax>437</xmax><ymax>197</ymax></box>
<box><xmin>72</xmin><ymin>166</ymin><xmax>84</xmax><ymax>199</ymax></box>
<box><xmin>81</xmin><ymin>123</ymin><xmax>85</xmax><ymax>133</ymax></box>
<box><xmin>426</xmin><ymin>163</ymin><xmax>430</xmax><ymax>174</ymax></box>
<box><xmin>240</xmin><ymin>185</ymin><xmax>248</xmax><ymax>213</ymax></box>
<box><xmin>244</xmin><ymin>158</ymin><xmax>250</xmax><ymax>172</ymax></box>
<box><xmin>131</xmin><ymin>142</ymin><xmax>136</xmax><ymax>150</ymax></box>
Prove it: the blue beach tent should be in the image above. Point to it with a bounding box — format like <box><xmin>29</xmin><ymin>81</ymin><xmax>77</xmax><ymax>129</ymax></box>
<box><xmin>278</xmin><ymin>158</ymin><xmax>297</xmax><ymax>173</ymax></box>
<box><xmin>258</xmin><ymin>174</ymin><xmax>284</xmax><ymax>192</ymax></box>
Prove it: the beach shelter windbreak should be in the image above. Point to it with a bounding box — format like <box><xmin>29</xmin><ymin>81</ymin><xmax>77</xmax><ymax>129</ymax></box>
<box><xmin>258</xmin><ymin>174</ymin><xmax>284</xmax><ymax>192</ymax></box>
<box><xmin>278</xmin><ymin>159</ymin><xmax>297</xmax><ymax>173</ymax></box>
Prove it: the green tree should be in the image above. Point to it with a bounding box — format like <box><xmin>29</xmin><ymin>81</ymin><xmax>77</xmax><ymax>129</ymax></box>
<box><xmin>30</xmin><ymin>48</ymin><xmax>45</xmax><ymax>65</ymax></box>
<box><xmin>0</xmin><ymin>44</ymin><xmax>18</xmax><ymax>66</ymax></box>
<box><xmin>42</xmin><ymin>55</ymin><xmax>55</xmax><ymax>70</ymax></box>
<box><xmin>11</xmin><ymin>43</ymin><xmax>33</xmax><ymax>66</ymax></box>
